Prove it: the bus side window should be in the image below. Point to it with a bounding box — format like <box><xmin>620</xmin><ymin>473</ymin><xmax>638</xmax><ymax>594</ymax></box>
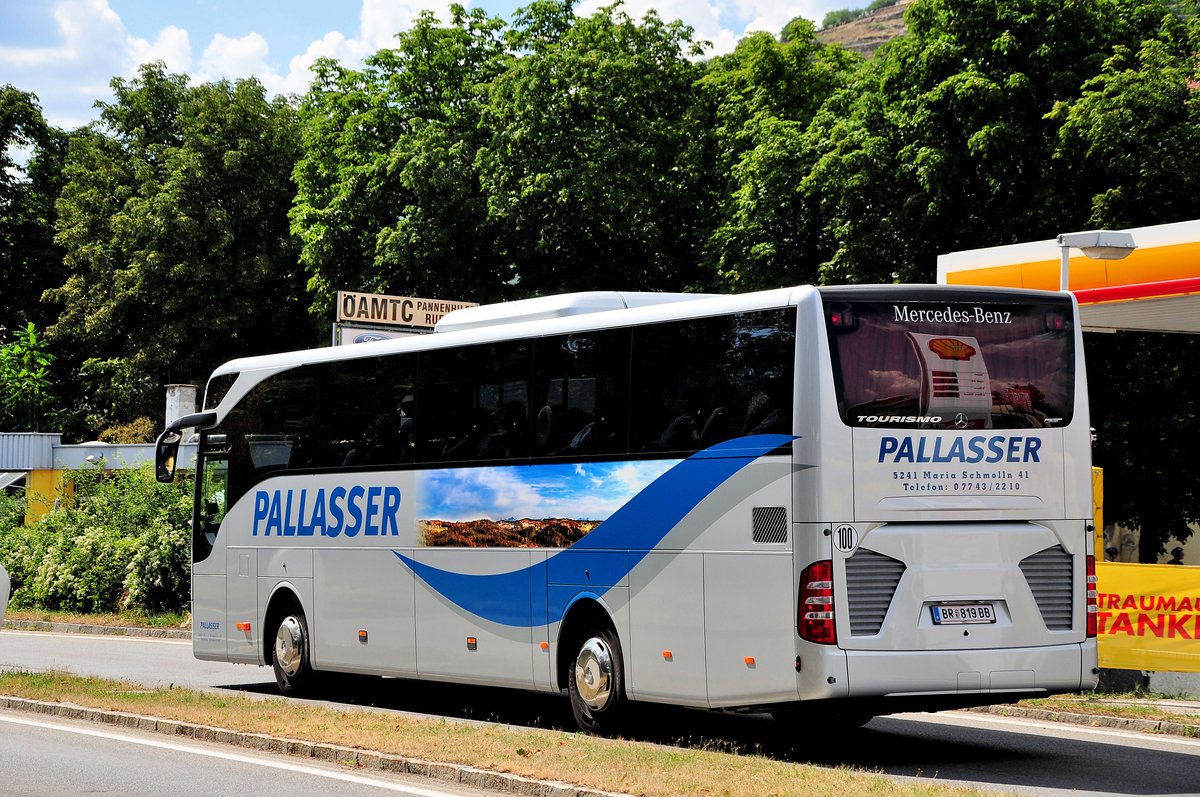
<box><xmin>418</xmin><ymin>341</ymin><xmax>531</xmax><ymax>464</ymax></box>
<box><xmin>321</xmin><ymin>356</ymin><xmax>417</xmax><ymax>467</ymax></box>
<box><xmin>533</xmin><ymin>330</ymin><xmax>630</xmax><ymax>458</ymax></box>
<box><xmin>632</xmin><ymin>311</ymin><xmax>795</xmax><ymax>454</ymax></box>
<box><xmin>214</xmin><ymin>367</ymin><xmax>315</xmax><ymax>511</ymax></box>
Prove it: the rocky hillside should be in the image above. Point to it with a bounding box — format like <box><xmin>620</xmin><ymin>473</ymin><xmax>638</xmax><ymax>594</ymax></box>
<box><xmin>816</xmin><ymin>0</ymin><xmax>910</xmax><ymax>58</ymax></box>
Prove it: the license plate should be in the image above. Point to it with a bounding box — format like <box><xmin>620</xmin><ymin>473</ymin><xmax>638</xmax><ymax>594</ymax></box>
<box><xmin>931</xmin><ymin>603</ymin><xmax>996</xmax><ymax>625</ymax></box>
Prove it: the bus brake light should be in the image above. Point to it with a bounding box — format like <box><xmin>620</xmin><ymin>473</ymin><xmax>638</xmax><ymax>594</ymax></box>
<box><xmin>828</xmin><ymin>306</ymin><xmax>858</xmax><ymax>330</ymax></box>
<box><xmin>1086</xmin><ymin>555</ymin><xmax>1097</xmax><ymax>638</ymax></box>
<box><xmin>799</xmin><ymin>560</ymin><xmax>837</xmax><ymax>645</ymax></box>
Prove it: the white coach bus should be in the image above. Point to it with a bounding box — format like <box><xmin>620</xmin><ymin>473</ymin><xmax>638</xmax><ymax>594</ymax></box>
<box><xmin>156</xmin><ymin>285</ymin><xmax>1098</xmax><ymax>732</ymax></box>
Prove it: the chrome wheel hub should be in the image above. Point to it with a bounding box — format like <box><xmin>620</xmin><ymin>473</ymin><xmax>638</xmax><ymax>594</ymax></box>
<box><xmin>574</xmin><ymin>637</ymin><xmax>613</xmax><ymax>710</ymax></box>
<box><xmin>275</xmin><ymin>616</ymin><xmax>304</xmax><ymax>677</ymax></box>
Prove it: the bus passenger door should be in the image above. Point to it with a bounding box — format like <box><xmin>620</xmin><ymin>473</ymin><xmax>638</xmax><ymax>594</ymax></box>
<box><xmin>191</xmin><ymin>570</ymin><xmax>227</xmax><ymax>661</ymax></box>
<box><xmin>225</xmin><ymin>546</ymin><xmax>259</xmax><ymax>664</ymax></box>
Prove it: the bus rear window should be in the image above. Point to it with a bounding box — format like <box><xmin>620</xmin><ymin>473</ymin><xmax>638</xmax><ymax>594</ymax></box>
<box><xmin>825</xmin><ymin>297</ymin><xmax>1075</xmax><ymax>429</ymax></box>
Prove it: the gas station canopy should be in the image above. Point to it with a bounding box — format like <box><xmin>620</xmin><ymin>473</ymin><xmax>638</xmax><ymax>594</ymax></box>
<box><xmin>937</xmin><ymin>218</ymin><xmax>1200</xmax><ymax>334</ymax></box>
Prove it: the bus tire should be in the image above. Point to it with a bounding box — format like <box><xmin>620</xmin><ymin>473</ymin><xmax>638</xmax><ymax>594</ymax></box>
<box><xmin>568</xmin><ymin>627</ymin><xmax>626</xmax><ymax>734</ymax></box>
<box><xmin>272</xmin><ymin>609</ymin><xmax>314</xmax><ymax>695</ymax></box>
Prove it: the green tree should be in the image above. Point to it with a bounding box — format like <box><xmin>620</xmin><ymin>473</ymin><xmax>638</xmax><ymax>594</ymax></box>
<box><xmin>0</xmin><ymin>322</ymin><xmax>56</xmax><ymax>431</ymax></box>
<box><xmin>822</xmin><ymin>9</ymin><xmax>868</xmax><ymax>29</ymax></box>
<box><xmin>291</xmin><ymin>5</ymin><xmax>510</xmax><ymax>315</ymax></box>
<box><xmin>478</xmin><ymin>1</ymin><xmax>710</xmax><ymax>293</ymax></box>
<box><xmin>1047</xmin><ymin>11</ymin><xmax>1200</xmax><ymax>559</ymax></box>
<box><xmin>1086</xmin><ymin>332</ymin><xmax>1200</xmax><ymax>562</ymax></box>
<box><xmin>791</xmin><ymin>0</ymin><xmax>1173</xmax><ymax>287</ymax></box>
<box><xmin>0</xmin><ymin>86</ymin><xmax>68</xmax><ymax>331</ymax></box>
<box><xmin>48</xmin><ymin>63</ymin><xmax>313</xmax><ymax>432</ymax></box>
<box><xmin>697</xmin><ymin>21</ymin><xmax>860</xmax><ymax>288</ymax></box>
<box><xmin>1051</xmin><ymin>15</ymin><xmax>1200</xmax><ymax>229</ymax></box>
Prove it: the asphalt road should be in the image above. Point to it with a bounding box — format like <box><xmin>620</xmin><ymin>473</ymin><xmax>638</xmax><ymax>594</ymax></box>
<box><xmin>2</xmin><ymin>629</ymin><xmax>1199</xmax><ymax>797</ymax></box>
<box><xmin>0</xmin><ymin>710</ymin><xmax>499</xmax><ymax>797</ymax></box>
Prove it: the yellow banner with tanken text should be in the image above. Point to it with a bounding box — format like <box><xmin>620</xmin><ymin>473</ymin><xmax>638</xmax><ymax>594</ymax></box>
<box><xmin>1097</xmin><ymin>562</ymin><xmax>1200</xmax><ymax>672</ymax></box>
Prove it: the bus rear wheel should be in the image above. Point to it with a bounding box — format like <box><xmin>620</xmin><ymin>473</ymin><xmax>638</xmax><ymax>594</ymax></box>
<box><xmin>568</xmin><ymin>628</ymin><xmax>627</xmax><ymax>734</ymax></box>
<box><xmin>272</xmin><ymin>610</ymin><xmax>314</xmax><ymax>695</ymax></box>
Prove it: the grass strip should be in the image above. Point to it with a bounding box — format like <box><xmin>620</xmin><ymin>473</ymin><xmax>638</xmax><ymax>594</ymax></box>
<box><xmin>4</xmin><ymin>609</ymin><xmax>188</xmax><ymax>629</ymax></box>
<box><xmin>0</xmin><ymin>670</ymin><xmax>1000</xmax><ymax>797</ymax></box>
<box><xmin>1019</xmin><ymin>694</ymin><xmax>1200</xmax><ymax>725</ymax></box>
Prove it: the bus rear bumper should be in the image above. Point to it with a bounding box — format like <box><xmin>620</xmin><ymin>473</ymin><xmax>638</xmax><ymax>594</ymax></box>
<box><xmin>842</xmin><ymin>640</ymin><xmax>1098</xmax><ymax>698</ymax></box>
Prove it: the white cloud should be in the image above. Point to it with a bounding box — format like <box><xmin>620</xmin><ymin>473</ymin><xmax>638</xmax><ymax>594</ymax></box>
<box><xmin>275</xmin><ymin>32</ymin><xmax>356</xmax><ymax>95</ymax></box>
<box><xmin>198</xmin><ymin>32</ymin><xmax>269</xmax><ymax>83</ymax></box>
<box><xmin>227</xmin><ymin>0</ymin><xmax>453</xmax><ymax>102</ymax></box>
<box><xmin>0</xmin><ymin>0</ymin><xmax>196</xmax><ymax>129</ymax></box>
<box><xmin>358</xmin><ymin>0</ymin><xmax>427</xmax><ymax>53</ymax></box>
<box><xmin>128</xmin><ymin>25</ymin><xmax>192</xmax><ymax>73</ymax></box>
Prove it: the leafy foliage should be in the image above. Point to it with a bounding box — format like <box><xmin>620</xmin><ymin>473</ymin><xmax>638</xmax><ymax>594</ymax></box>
<box><xmin>0</xmin><ymin>323</ymin><xmax>57</xmax><ymax>431</ymax></box>
<box><xmin>0</xmin><ymin>465</ymin><xmax>193</xmax><ymax>613</ymax></box>
<box><xmin>479</xmin><ymin>2</ymin><xmax>710</xmax><ymax>293</ymax></box>
<box><xmin>1</xmin><ymin>0</ymin><xmax>1199</xmax><ymax>562</ymax></box>
<box><xmin>0</xmin><ymin>85</ymin><xmax>68</xmax><ymax>332</ymax></box>
<box><xmin>698</xmin><ymin>21</ymin><xmax>860</xmax><ymax>288</ymax></box>
<box><xmin>47</xmin><ymin>63</ymin><xmax>316</xmax><ymax>432</ymax></box>
<box><xmin>1088</xmin><ymin>332</ymin><xmax>1200</xmax><ymax>559</ymax></box>
<box><xmin>292</xmin><ymin>6</ymin><xmax>511</xmax><ymax>315</ymax></box>
<box><xmin>98</xmin><ymin>417</ymin><xmax>158</xmax><ymax>444</ymax></box>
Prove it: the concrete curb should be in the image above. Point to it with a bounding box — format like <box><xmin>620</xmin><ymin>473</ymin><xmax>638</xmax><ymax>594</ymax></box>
<box><xmin>969</xmin><ymin>704</ymin><xmax>1199</xmax><ymax>738</ymax></box>
<box><xmin>0</xmin><ymin>694</ymin><xmax>631</xmax><ymax>797</ymax></box>
<box><xmin>2</xmin><ymin>620</ymin><xmax>190</xmax><ymax>639</ymax></box>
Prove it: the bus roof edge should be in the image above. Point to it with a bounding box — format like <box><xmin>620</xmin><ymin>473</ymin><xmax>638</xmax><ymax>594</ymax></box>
<box><xmin>433</xmin><ymin>291</ymin><xmax>715</xmax><ymax>333</ymax></box>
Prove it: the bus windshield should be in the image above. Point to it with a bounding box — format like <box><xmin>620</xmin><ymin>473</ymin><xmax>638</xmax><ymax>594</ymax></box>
<box><xmin>824</xmin><ymin>294</ymin><xmax>1075</xmax><ymax>430</ymax></box>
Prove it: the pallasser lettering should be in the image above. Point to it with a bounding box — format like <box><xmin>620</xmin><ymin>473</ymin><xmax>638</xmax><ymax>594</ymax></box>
<box><xmin>253</xmin><ymin>486</ymin><xmax>402</xmax><ymax>537</ymax></box>
<box><xmin>878</xmin><ymin>435</ymin><xmax>1041</xmax><ymax>464</ymax></box>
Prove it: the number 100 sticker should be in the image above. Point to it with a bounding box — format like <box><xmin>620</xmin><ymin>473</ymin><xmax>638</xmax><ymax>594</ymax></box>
<box><xmin>833</xmin><ymin>524</ymin><xmax>858</xmax><ymax>553</ymax></box>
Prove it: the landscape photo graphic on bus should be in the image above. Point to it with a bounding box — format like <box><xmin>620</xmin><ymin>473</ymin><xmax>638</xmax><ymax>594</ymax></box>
<box><xmin>415</xmin><ymin>458</ymin><xmax>677</xmax><ymax>548</ymax></box>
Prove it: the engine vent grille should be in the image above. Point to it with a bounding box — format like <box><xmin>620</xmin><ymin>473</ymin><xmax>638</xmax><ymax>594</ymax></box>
<box><xmin>845</xmin><ymin>549</ymin><xmax>905</xmax><ymax>636</ymax></box>
<box><xmin>752</xmin><ymin>506</ymin><xmax>788</xmax><ymax>544</ymax></box>
<box><xmin>1020</xmin><ymin>545</ymin><xmax>1074</xmax><ymax>630</ymax></box>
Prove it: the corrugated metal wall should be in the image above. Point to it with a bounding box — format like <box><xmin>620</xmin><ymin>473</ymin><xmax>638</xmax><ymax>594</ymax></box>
<box><xmin>0</xmin><ymin>433</ymin><xmax>61</xmax><ymax>470</ymax></box>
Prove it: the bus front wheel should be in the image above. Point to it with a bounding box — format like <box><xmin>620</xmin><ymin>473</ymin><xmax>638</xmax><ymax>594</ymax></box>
<box><xmin>272</xmin><ymin>610</ymin><xmax>314</xmax><ymax>694</ymax></box>
<box><xmin>568</xmin><ymin>628</ymin><xmax>627</xmax><ymax>734</ymax></box>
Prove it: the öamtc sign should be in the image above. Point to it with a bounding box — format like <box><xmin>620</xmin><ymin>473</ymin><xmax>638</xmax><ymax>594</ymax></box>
<box><xmin>337</xmin><ymin>291</ymin><xmax>477</xmax><ymax>328</ymax></box>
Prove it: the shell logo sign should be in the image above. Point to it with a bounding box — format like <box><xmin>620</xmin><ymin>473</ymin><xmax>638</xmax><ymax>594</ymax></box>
<box><xmin>937</xmin><ymin>218</ymin><xmax>1200</xmax><ymax>334</ymax></box>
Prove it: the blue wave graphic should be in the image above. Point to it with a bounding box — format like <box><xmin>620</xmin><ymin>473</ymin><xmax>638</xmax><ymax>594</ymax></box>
<box><xmin>393</xmin><ymin>434</ymin><xmax>794</xmax><ymax>627</ymax></box>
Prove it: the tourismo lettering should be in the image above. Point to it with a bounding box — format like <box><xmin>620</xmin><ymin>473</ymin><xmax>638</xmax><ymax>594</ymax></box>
<box><xmin>252</xmin><ymin>486</ymin><xmax>402</xmax><ymax>537</ymax></box>
<box><xmin>877</xmin><ymin>435</ymin><xmax>1041</xmax><ymax>464</ymax></box>
<box><xmin>893</xmin><ymin>305</ymin><xmax>1013</xmax><ymax>324</ymax></box>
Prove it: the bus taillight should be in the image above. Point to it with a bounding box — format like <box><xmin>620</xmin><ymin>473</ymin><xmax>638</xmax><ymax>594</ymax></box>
<box><xmin>1086</xmin><ymin>554</ymin><xmax>1097</xmax><ymax>638</ymax></box>
<box><xmin>798</xmin><ymin>560</ymin><xmax>836</xmax><ymax>645</ymax></box>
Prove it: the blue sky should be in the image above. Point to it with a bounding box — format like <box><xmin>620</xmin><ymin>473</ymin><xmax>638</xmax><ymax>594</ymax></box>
<box><xmin>0</xmin><ymin>0</ymin><xmax>850</xmax><ymax>131</ymax></box>
<box><xmin>420</xmin><ymin>460</ymin><xmax>677</xmax><ymax>521</ymax></box>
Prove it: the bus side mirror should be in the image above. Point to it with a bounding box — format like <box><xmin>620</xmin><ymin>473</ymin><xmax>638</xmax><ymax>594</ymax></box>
<box><xmin>155</xmin><ymin>410</ymin><xmax>217</xmax><ymax>482</ymax></box>
<box><xmin>156</xmin><ymin>428</ymin><xmax>182</xmax><ymax>482</ymax></box>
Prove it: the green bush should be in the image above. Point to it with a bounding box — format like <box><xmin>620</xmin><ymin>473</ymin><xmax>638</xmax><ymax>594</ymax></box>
<box><xmin>0</xmin><ymin>465</ymin><xmax>193</xmax><ymax>613</ymax></box>
<box><xmin>0</xmin><ymin>490</ymin><xmax>37</xmax><ymax>598</ymax></box>
<box><xmin>822</xmin><ymin>8</ymin><xmax>867</xmax><ymax>28</ymax></box>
